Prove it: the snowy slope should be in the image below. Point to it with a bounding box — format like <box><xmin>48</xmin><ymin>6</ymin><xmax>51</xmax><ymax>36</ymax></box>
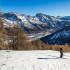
<box><xmin>41</xmin><ymin>26</ymin><xmax>70</xmax><ymax>45</ymax></box>
<box><xmin>0</xmin><ymin>50</ymin><xmax>70</xmax><ymax>70</ymax></box>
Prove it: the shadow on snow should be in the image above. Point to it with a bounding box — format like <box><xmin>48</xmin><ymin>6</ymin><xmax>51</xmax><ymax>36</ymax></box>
<box><xmin>37</xmin><ymin>57</ymin><xmax>67</xmax><ymax>59</ymax></box>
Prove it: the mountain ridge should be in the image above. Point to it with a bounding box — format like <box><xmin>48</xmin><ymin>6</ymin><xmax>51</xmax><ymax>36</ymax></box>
<box><xmin>0</xmin><ymin>12</ymin><xmax>70</xmax><ymax>43</ymax></box>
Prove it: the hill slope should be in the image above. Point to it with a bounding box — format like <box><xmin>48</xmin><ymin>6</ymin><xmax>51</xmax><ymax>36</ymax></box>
<box><xmin>0</xmin><ymin>50</ymin><xmax>70</xmax><ymax>70</ymax></box>
<box><xmin>41</xmin><ymin>26</ymin><xmax>70</xmax><ymax>45</ymax></box>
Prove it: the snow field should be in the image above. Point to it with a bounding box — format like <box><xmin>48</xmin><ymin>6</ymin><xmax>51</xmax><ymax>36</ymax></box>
<box><xmin>0</xmin><ymin>50</ymin><xmax>70</xmax><ymax>70</ymax></box>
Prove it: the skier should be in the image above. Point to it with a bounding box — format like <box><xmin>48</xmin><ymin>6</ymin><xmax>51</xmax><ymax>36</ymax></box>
<box><xmin>60</xmin><ymin>47</ymin><xmax>63</xmax><ymax>58</ymax></box>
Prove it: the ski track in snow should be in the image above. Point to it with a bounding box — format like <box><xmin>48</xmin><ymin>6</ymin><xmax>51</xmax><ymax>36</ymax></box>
<box><xmin>0</xmin><ymin>50</ymin><xmax>70</xmax><ymax>70</ymax></box>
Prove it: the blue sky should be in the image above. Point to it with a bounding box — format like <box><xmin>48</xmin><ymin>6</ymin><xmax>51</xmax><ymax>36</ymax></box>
<box><xmin>0</xmin><ymin>0</ymin><xmax>70</xmax><ymax>16</ymax></box>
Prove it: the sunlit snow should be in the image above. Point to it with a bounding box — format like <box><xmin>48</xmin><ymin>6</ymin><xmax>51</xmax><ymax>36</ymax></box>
<box><xmin>0</xmin><ymin>50</ymin><xmax>70</xmax><ymax>70</ymax></box>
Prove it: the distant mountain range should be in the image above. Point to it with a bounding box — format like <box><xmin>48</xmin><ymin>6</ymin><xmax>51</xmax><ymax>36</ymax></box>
<box><xmin>0</xmin><ymin>12</ymin><xmax>70</xmax><ymax>45</ymax></box>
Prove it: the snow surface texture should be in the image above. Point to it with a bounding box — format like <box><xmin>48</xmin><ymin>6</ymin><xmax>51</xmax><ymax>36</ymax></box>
<box><xmin>0</xmin><ymin>50</ymin><xmax>70</xmax><ymax>70</ymax></box>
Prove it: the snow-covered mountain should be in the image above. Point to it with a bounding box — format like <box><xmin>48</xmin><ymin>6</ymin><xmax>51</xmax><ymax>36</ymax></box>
<box><xmin>3</xmin><ymin>12</ymin><xmax>70</xmax><ymax>32</ymax></box>
<box><xmin>0</xmin><ymin>12</ymin><xmax>70</xmax><ymax>42</ymax></box>
<box><xmin>41</xmin><ymin>26</ymin><xmax>70</xmax><ymax>45</ymax></box>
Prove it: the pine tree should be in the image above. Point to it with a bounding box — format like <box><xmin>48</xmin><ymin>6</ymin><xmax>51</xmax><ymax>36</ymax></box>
<box><xmin>0</xmin><ymin>19</ymin><xmax>8</xmax><ymax>49</ymax></box>
<box><xmin>8</xmin><ymin>23</ymin><xmax>34</xmax><ymax>50</ymax></box>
